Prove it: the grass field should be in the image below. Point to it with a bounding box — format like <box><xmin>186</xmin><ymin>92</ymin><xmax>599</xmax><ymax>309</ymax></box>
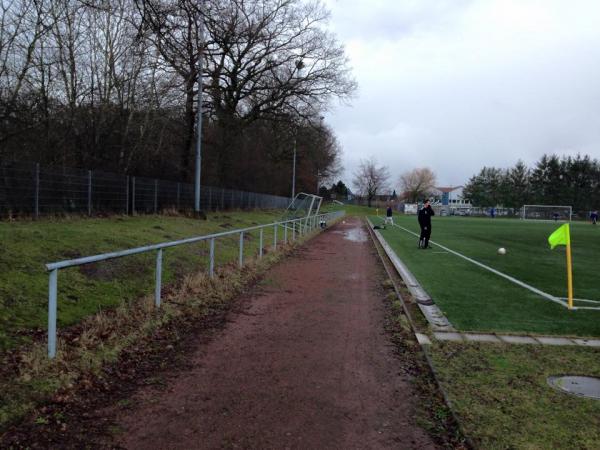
<box><xmin>429</xmin><ymin>341</ymin><xmax>600</xmax><ymax>449</ymax></box>
<box><xmin>373</xmin><ymin>214</ymin><xmax>600</xmax><ymax>337</ymax></box>
<box><xmin>0</xmin><ymin>210</ymin><xmax>285</xmax><ymax>351</ymax></box>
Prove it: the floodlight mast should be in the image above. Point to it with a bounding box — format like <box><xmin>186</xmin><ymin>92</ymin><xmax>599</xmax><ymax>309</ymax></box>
<box><xmin>194</xmin><ymin>5</ymin><xmax>204</xmax><ymax>215</ymax></box>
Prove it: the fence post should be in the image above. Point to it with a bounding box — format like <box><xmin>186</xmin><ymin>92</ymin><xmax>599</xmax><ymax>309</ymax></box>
<box><xmin>88</xmin><ymin>170</ymin><xmax>92</xmax><ymax>216</ymax></box>
<box><xmin>177</xmin><ymin>182</ymin><xmax>180</xmax><ymax>210</ymax></box>
<box><xmin>125</xmin><ymin>176</ymin><xmax>130</xmax><ymax>215</ymax></box>
<box><xmin>154</xmin><ymin>179</ymin><xmax>158</xmax><ymax>214</ymax></box>
<box><xmin>48</xmin><ymin>269</ymin><xmax>58</xmax><ymax>358</ymax></box>
<box><xmin>273</xmin><ymin>224</ymin><xmax>277</xmax><ymax>251</ymax></box>
<box><xmin>34</xmin><ymin>163</ymin><xmax>40</xmax><ymax>219</ymax></box>
<box><xmin>259</xmin><ymin>228</ymin><xmax>263</xmax><ymax>259</ymax></box>
<box><xmin>155</xmin><ymin>249</ymin><xmax>163</xmax><ymax>307</ymax></box>
<box><xmin>132</xmin><ymin>177</ymin><xmax>136</xmax><ymax>214</ymax></box>
<box><xmin>239</xmin><ymin>232</ymin><xmax>244</xmax><ymax>267</ymax></box>
<box><xmin>209</xmin><ymin>238</ymin><xmax>215</xmax><ymax>277</ymax></box>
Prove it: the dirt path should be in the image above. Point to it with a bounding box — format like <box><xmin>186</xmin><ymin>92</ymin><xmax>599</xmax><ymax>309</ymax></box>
<box><xmin>113</xmin><ymin>217</ymin><xmax>437</xmax><ymax>449</ymax></box>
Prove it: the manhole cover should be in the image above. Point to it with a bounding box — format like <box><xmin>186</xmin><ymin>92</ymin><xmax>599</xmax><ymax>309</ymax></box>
<box><xmin>547</xmin><ymin>376</ymin><xmax>600</xmax><ymax>400</ymax></box>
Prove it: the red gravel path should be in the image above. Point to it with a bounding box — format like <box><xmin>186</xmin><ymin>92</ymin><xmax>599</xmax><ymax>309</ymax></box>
<box><xmin>114</xmin><ymin>217</ymin><xmax>437</xmax><ymax>449</ymax></box>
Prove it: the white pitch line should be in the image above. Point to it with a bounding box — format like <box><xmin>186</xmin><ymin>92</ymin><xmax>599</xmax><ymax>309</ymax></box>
<box><xmin>391</xmin><ymin>223</ymin><xmax>571</xmax><ymax>309</ymax></box>
<box><xmin>559</xmin><ymin>297</ymin><xmax>600</xmax><ymax>304</ymax></box>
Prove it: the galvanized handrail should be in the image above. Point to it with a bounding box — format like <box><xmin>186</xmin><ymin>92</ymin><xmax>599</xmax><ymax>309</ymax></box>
<box><xmin>45</xmin><ymin>210</ymin><xmax>345</xmax><ymax>357</ymax></box>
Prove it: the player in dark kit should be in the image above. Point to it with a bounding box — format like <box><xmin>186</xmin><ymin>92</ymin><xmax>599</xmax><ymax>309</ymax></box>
<box><xmin>418</xmin><ymin>199</ymin><xmax>435</xmax><ymax>249</ymax></box>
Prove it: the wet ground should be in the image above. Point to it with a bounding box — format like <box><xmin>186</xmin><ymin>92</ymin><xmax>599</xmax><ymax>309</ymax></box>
<box><xmin>107</xmin><ymin>217</ymin><xmax>437</xmax><ymax>449</ymax></box>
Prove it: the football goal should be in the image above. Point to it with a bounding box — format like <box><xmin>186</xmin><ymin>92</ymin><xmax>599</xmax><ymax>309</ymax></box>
<box><xmin>281</xmin><ymin>193</ymin><xmax>322</xmax><ymax>228</ymax></box>
<box><xmin>521</xmin><ymin>205</ymin><xmax>572</xmax><ymax>221</ymax></box>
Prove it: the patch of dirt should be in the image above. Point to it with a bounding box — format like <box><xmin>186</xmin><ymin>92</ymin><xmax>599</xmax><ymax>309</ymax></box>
<box><xmin>79</xmin><ymin>257</ymin><xmax>149</xmax><ymax>282</ymax></box>
<box><xmin>110</xmin><ymin>217</ymin><xmax>439</xmax><ymax>449</ymax></box>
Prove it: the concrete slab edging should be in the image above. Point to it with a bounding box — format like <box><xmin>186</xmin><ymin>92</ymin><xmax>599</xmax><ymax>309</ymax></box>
<box><xmin>366</xmin><ymin>218</ymin><xmax>454</xmax><ymax>331</ymax></box>
<box><xmin>431</xmin><ymin>332</ymin><xmax>600</xmax><ymax>347</ymax></box>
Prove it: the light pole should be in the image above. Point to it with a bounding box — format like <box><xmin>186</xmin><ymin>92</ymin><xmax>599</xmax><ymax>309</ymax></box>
<box><xmin>290</xmin><ymin>59</ymin><xmax>304</xmax><ymax>201</ymax></box>
<box><xmin>291</xmin><ymin>135</ymin><xmax>297</xmax><ymax>199</ymax></box>
<box><xmin>194</xmin><ymin>6</ymin><xmax>204</xmax><ymax>215</ymax></box>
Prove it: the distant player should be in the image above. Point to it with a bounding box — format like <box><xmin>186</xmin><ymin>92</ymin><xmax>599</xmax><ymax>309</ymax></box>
<box><xmin>385</xmin><ymin>205</ymin><xmax>394</xmax><ymax>226</ymax></box>
<box><xmin>591</xmin><ymin>210</ymin><xmax>598</xmax><ymax>225</ymax></box>
<box><xmin>490</xmin><ymin>207</ymin><xmax>496</xmax><ymax>219</ymax></box>
<box><xmin>553</xmin><ymin>212</ymin><xmax>559</xmax><ymax>221</ymax></box>
<box><xmin>418</xmin><ymin>199</ymin><xmax>435</xmax><ymax>249</ymax></box>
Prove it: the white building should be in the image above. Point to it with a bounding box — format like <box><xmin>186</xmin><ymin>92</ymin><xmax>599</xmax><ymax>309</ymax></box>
<box><xmin>431</xmin><ymin>186</ymin><xmax>471</xmax><ymax>210</ymax></box>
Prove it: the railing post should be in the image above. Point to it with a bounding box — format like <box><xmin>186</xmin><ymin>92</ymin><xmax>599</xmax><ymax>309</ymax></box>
<box><xmin>259</xmin><ymin>228</ymin><xmax>263</xmax><ymax>259</ymax></box>
<box><xmin>273</xmin><ymin>224</ymin><xmax>277</xmax><ymax>251</ymax></box>
<box><xmin>125</xmin><ymin>176</ymin><xmax>130</xmax><ymax>215</ymax></box>
<box><xmin>34</xmin><ymin>162</ymin><xmax>40</xmax><ymax>219</ymax></box>
<box><xmin>239</xmin><ymin>232</ymin><xmax>244</xmax><ymax>267</ymax></box>
<box><xmin>48</xmin><ymin>269</ymin><xmax>58</xmax><ymax>358</ymax></box>
<box><xmin>209</xmin><ymin>238</ymin><xmax>215</xmax><ymax>277</ymax></box>
<box><xmin>88</xmin><ymin>170</ymin><xmax>92</xmax><ymax>216</ymax></box>
<box><xmin>155</xmin><ymin>249</ymin><xmax>163</xmax><ymax>307</ymax></box>
<box><xmin>132</xmin><ymin>176</ymin><xmax>136</xmax><ymax>214</ymax></box>
<box><xmin>154</xmin><ymin>179</ymin><xmax>158</xmax><ymax>214</ymax></box>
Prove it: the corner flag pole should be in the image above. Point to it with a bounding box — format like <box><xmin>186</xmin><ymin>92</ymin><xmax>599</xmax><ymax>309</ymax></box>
<box><xmin>548</xmin><ymin>222</ymin><xmax>574</xmax><ymax>310</ymax></box>
<box><xmin>566</xmin><ymin>239</ymin><xmax>574</xmax><ymax>310</ymax></box>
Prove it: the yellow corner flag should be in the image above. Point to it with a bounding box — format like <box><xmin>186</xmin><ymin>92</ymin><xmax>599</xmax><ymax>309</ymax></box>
<box><xmin>548</xmin><ymin>223</ymin><xmax>570</xmax><ymax>249</ymax></box>
<box><xmin>548</xmin><ymin>223</ymin><xmax>573</xmax><ymax>309</ymax></box>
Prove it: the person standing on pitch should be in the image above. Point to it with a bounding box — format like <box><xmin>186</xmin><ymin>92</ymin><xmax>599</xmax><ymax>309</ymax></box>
<box><xmin>591</xmin><ymin>210</ymin><xmax>598</xmax><ymax>225</ymax></box>
<box><xmin>385</xmin><ymin>205</ymin><xmax>394</xmax><ymax>226</ymax></box>
<box><xmin>418</xmin><ymin>199</ymin><xmax>435</xmax><ymax>249</ymax></box>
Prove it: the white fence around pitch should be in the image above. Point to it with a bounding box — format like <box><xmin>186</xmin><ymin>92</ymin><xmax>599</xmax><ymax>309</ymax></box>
<box><xmin>45</xmin><ymin>210</ymin><xmax>345</xmax><ymax>358</ymax></box>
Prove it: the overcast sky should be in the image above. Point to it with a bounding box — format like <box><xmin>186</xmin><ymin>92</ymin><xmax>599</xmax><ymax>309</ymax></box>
<box><xmin>322</xmin><ymin>0</ymin><xmax>600</xmax><ymax>189</ymax></box>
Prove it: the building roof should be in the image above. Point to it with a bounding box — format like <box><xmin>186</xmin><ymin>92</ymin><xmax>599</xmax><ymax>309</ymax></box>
<box><xmin>434</xmin><ymin>186</ymin><xmax>463</xmax><ymax>193</ymax></box>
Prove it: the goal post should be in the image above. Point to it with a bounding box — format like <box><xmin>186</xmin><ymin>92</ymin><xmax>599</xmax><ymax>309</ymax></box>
<box><xmin>281</xmin><ymin>193</ymin><xmax>323</xmax><ymax>228</ymax></box>
<box><xmin>521</xmin><ymin>205</ymin><xmax>572</xmax><ymax>221</ymax></box>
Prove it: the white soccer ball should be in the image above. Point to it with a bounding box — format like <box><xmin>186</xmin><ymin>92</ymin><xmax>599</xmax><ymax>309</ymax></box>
<box><xmin>497</xmin><ymin>247</ymin><xmax>507</xmax><ymax>255</ymax></box>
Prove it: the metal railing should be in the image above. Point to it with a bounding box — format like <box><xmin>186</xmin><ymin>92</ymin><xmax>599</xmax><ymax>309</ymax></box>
<box><xmin>45</xmin><ymin>210</ymin><xmax>345</xmax><ymax>358</ymax></box>
<box><xmin>0</xmin><ymin>161</ymin><xmax>291</xmax><ymax>218</ymax></box>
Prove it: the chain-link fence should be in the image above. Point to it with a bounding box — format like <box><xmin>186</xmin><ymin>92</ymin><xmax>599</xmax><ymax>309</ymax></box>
<box><xmin>0</xmin><ymin>162</ymin><xmax>291</xmax><ymax>218</ymax></box>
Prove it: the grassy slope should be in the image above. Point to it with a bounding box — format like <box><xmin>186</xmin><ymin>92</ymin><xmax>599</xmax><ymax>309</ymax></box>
<box><xmin>429</xmin><ymin>342</ymin><xmax>600</xmax><ymax>450</ymax></box>
<box><xmin>0</xmin><ymin>211</ymin><xmax>284</xmax><ymax>350</ymax></box>
<box><xmin>373</xmin><ymin>214</ymin><xmax>600</xmax><ymax>336</ymax></box>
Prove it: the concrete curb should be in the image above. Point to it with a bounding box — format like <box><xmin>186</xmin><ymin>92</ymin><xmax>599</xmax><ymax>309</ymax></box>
<box><xmin>431</xmin><ymin>331</ymin><xmax>600</xmax><ymax>347</ymax></box>
<box><xmin>366</xmin><ymin>218</ymin><xmax>454</xmax><ymax>331</ymax></box>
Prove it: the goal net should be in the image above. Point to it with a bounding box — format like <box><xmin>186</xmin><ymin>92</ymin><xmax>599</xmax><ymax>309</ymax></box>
<box><xmin>281</xmin><ymin>193</ymin><xmax>322</xmax><ymax>227</ymax></box>
<box><xmin>521</xmin><ymin>205</ymin><xmax>572</xmax><ymax>221</ymax></box>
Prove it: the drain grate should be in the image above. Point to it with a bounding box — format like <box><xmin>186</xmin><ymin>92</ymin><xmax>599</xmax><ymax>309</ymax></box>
<box><xmin>547</xmin><ymin>376</ymin><xmax>600</xmax><ymax>400</ymax></box>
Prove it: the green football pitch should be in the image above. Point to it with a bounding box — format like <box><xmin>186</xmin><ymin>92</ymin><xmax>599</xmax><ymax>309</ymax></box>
<box><xmin>371</xmin><ymin>214</ymin><xmax>600</xmax><ymax>337</ymax></box>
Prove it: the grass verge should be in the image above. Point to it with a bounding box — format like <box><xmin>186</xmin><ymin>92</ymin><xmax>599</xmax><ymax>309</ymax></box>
<box><xmin>0</xmin><ymin>210</ymin><xmax>283</xmax><ymax>351</ymax></box>
<box><xmin>0</xmin><ymin>210</ymin><xmax>325</xmax><ymax>436</ymax></box>
<box><xmin>428</xmin><ymin>341</ymin><xmax>600</xmax><ymax>449</ymax></box>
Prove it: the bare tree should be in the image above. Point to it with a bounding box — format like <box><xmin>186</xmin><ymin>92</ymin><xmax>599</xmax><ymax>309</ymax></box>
<box><xmin>352</xmin><ymin>158</ymin><xmax>390</xmax><ymax>207</ymax></box>
<box><xmin>137</xmin><ymin>0</ymin><xmax>356</xmax><ymax>182</ymax></box>
<box><xmin>399</xmin><ymin>167</ymin><xmax>436</xmax><ymax>203</ymax></box>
